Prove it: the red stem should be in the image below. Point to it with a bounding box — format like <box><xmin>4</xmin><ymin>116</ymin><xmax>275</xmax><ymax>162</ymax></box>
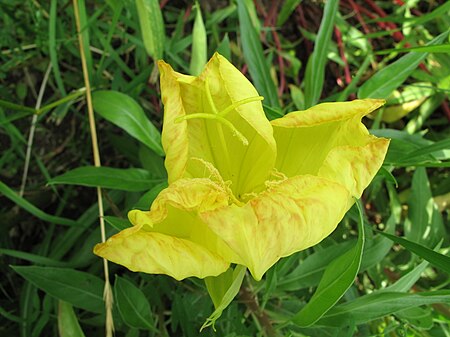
<box><xmin>346</xmin><ymin>0</ymin><xmax>371</xmax><ymax>35</ymax></box>
<box><xmin>442</xmin><ymin>100</ymin><xmax>450</xmax><ymax>121</ymax></box>
<box><xmin>365</xmin><ymin>0</ymin><xmax>404</xmax><ymax>41</ymax></box>
<box><xmin>272</xmin><ymin>29</ymin><xmax>286</xmax><ymax>95</ymax></box>
<box><xmin>334</xmin><ymin>26</ymin><xmax>352</xmax><ymax>85</ymax></box>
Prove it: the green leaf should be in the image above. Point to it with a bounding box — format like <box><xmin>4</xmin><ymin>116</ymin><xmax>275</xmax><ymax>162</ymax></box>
<box><xmin>49</xmin><ymin>166</ymin><xmax>164</xmax><ymax>191</ymax></box>
<box><xmin>396</xmin><ymin>307</ymin><xmax>433</xmax><ymax>330</ymax></box>
<box><xmin>138</xmin><ymin>144</ymin><xmax>167</xmax><ymax>178</ymax></box>
<box><xmin>380</xmin><ymin>260</ymin><xmax>429</xmax><ymax>293</ymax></box>
<box><xmin>278</xmin><ymin>241</ymin><xmax>354</xmax><ymax>291</ymax></box>
<box><xmin>49</xmin><ymin>0</ymin><xmax>67</xmax><ymax>96</ymax></box>
<box><xmin>0</xmin><ymin>180</ymin><xmax>78</xmax><ymax>227</ymax></box>
<box><xmin>216</xmin><ymin>34</ymin><xmax>231</xmax><ymax>61</ymax></box>
<box><xmin>372</xmin><ymin>129</ymin><xmax>440</xmax><ymax>165</ymax></box>
<box><xmin>376</xmin><ymin>43</ymin><xmax>450</xmax><ymax>55</ymax></box>
<box><xmin>12</xmin><ymin>266</ymin><xmax>104</xmax><ymax>313</ymax></box>
<box><xmin>114</xmin><ymin>276</ymin><xmax>156</xmax><ymax>331</ymax></box>
<box><xmin>201</xmin><ymin>265</ymin><xmax>246</xmax><ymax>331</ymax></box>
<box><xmin>303</xmin><ymin>0</ymin><xmax>339</xmax><ymax>108</ymax></box>
<box><xmin>0</xmin><ymin>249</ymin><xmax>71</xmax><ymax>267</ymax></box>
<box><xmin>277</xmin><ymin>0</ymin><xmax>302</xmax><ymax>26</ymax></box>
<box><xmin>237</xmin><ymin>0</ymin><xmax>279</xmax><ymax>108</ymax></box>
<box><xmin>133</xmin><ymin>181</ymin><xmax>167</xmax><ymax>210</ymax></box>
<box><xmin>289</xmin><ymin>85</ymin><xmax>305</xmax><ymax>110</ymax></box>
<box><xmin>0</xmin><ymin>99</ymin><xmax>35</xmax><ymax>114</ymax></box>
<box><xmin>377</xmin><ymin>232</ymin><xmax>450</xmax><ymax>274</ymax></box>
<box><xmin>319</xmin><ymin>290</ymin><xmax>450</xmax><ymax>327</ymax></box>
<box><xmin>103</xmin><ymin>216</ymin><xmax>132</xmax><ymax>231</ymax></box>
<box><xmin>291</xmin><ymin>201</ymin><xmax>365</xmax><ymax>326</ymax></box>
<box><xmin>135</xmin><ymin>0</ymin><xmax>165</xmax><ymax>60</ymax></box>
<box><xmin>358</xmin><ymin>30</ymin><xmax>449</xmax><ymax>99</ymax></box>
<box><xmin>398</xmin><ymin>138</ymin><xmax>450</xmax><ymax>163</ymax></box>
<box><xmin>58</xmin><ymin>301</ymin><xmax>86</xmax><ymax>337</ymax></box>
<box><xmin>404</xmin><ymin>168</ymin><xmax>444</xmax><ymax>247</ymax></box>
<box><xmin>190</xmin><ymin>2</ymin><xmax>207</xmax><ymax>75</ymax></box>
<box><xmin>93</xmin><ymin>90</ymin><xmax>164</xmax><ymax>156</ymax></box>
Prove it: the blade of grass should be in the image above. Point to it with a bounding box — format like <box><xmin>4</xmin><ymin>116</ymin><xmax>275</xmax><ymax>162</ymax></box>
<box><xmin>237</xmin><ymin>0</ymin><xmax>279</xmax><ymax>108</ymax></box>
<box><xmin>49</xmin><ymin>0</ymin><xmax>67</xmax><ymax>96</ymax></box>
<box><xmin>376</xmin><ymin>231</ymin><xmax>450</xmax><ymax>274</ymax></box>
<box><xmin>376</xmin><ymin>44</ymin><xmax>450</xmax><ymax>55</ymax></box>
<box><xmin>48</xmin><ymin>166</ymin><xmax>164</xmax><ymax>191</ymax></box>
<box><xmin>58</xmin><ymin>301</ymin><xmax>86</xmax><ymax>337</ymax></box>
<box><xmin>303</xmin><ymin>0</ymin><xmax>339</xmax><ymax>108</ymax></box>
<box><xmin>291</xmin><ymin>200</ymin><xmax>365</xmax><ymax>326</ymax></box>
<box><xmin>0</xmin><ymin>180</ymin><xmax>78</xmax><ymax>227</ymax></box>
<box><xmin>135</xmin><ymin>0</ymin><xmax>165</xmax><ymax>60</ymax></box>
<box><xmin>358</xmin><ymin>30</ymin><xmax>449</xmax><ymax>99</ymax></box>
<box><xmin>190</xmin><ymin>2</ymin><xmax>207</xmax><ymax>75</ymax></box>
<box><xmin>0</xmin><ymin>100</ymin><xmax>35</xmax><ymax>114</ymax></box>
<box><xmin>277</xmin><ymin>0</ymin><xmax>302</xmax><ymax>26</ymax></box>
<box><xmin>0</xmin><ymin>249</ymin><xmax>71</xmax><ymax>267</ymax></box>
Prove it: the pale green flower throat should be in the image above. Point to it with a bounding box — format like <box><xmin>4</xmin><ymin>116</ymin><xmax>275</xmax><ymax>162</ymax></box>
<box><xmin>175</xmin><ymin>80</ymin><xmax>264</xmax><ymax>146</ymax></box>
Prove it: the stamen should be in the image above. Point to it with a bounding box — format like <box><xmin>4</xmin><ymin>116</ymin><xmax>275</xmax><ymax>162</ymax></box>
<box><xmin>219</xmin><ymin>96</ymin><xmax>264</xmax><ymax>117</ymax></box>
<box><xmin>190</xmin><ymin>157</ymin><xmax>244</xmax><ymax>206</ymax></box>
<box><xmin>270</xmin><ymin>168</ymin><xmax>288</xmax><ymax>181</ymax></box>
<box><xmin>175</xmin><ymin>113</ymin><xmax>249</xmax><ymax>146</ymax></box>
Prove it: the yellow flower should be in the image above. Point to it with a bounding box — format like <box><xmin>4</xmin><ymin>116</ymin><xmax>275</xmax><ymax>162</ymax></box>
<box><xmin>94</xmin><ymin>53</ymin><xmax>389</xmax><ymax>281</ymax></box>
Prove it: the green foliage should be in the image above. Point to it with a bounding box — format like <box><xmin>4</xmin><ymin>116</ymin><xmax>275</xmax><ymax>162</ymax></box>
<box><xmin>1</xmin><ymin>1</ymin><xmax>449</xmax><ymax>336</ymax></box>
<box><xmin>292</xmin><ymin>201</ymin><xmax>366</xmax><ymax>327</ymax></box>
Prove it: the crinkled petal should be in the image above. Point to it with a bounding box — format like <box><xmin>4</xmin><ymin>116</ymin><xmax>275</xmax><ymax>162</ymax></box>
<box><xmin>201</xmin><ymin>175</ymin><xmax>351</xmax><ymax>281</ymax></box>
<box><xmin>271</xmin><ymin>99</ymin><xmax>389</xmax><ymax>196</ymax></box>
<box><xmin>159</xmin><ymin>53</ymin><xmax>276</xmax><ymax>197</ymax></box>
<box><xmin>318</xmin><ymin>137</ymin><xmax>390</xmax><ymax>198</ymax></box>
<box><xmin>94</xmin><ymin>178</ymin><xmax>240</xmax><ymax>280</ymax></box>
<box><xmin>94</xmin><ymin>227</ymin><xmax>229</xmax><ymax>281</ymax></box>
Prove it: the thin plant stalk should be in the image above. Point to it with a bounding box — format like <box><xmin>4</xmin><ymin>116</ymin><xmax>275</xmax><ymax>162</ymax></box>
<box><xmin>72</xmin><ymin>1</ymin><xmax>114</xmax><ymax>336</ymax></box>
<box><xmin>19</xmin><ymin>63</ymin><xmax>52</xmax><ymax>197</ymax></box>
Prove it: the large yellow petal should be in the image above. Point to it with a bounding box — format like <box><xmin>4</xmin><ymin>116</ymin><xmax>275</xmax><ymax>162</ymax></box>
<box><xmin>318</xmin><ymin>137</ymin><xmax>390</xmax><ymax>198</ymax></box>
<box><xmin>201</xmin><ymin>175</ymin><xmax>351</xmax><ymax>281</ymax></box>
<box><xmin>159</xmin><ymin>53</ymin><xmax>276</xmax><ymax>198</ymax></box>
<box><xmin>94</xmin><ymin>178</ymin><xmax>239</xmax><ymax>280</ymax></box>
<box><xmin>271</xmin><ymin>99</ymin><xmax>389</xmax><ymax>196</ymax></box>
<box><xmin>94</xmin><ymin>226</ymin><xmax>229</xmax><ymax>281</ymax></box>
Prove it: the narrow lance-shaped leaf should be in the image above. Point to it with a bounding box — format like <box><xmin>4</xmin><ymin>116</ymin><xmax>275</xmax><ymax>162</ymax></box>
<box><xmin>58</xmin><ymin>301</ymin><xmax>86</xmax><ymax>337</ymax></box>
<box><xmin>201</xmin><ymin>265</ymin><xmax>246</xmax><ymax>331</ymax></box>
<box><xmin>358</xmin><ymin>30</ymin><xmax>449</xmax><ymax>99</ymax></box>
<box><xmin>92</xmin><ymin>90</ymin><xmax>164</xmax><ymax>155</ymax></box>
<box><xmin>404</xmin><ymin>167</ymin><xmax>444</xmax><ymax>247</ymax></box>
<box><xmin>319</xmin><ymin>290</ymin><xmax>450</xmax><ymax>327</ymax></box>
<box><xmin>291</xmin><ymin>200</ymin><xmax>365</xmax><ymax>327</ymax></box>
<box><xmin>48</xmin><ymin>166</ymin><xmax>164</xmax><ymax>192</ymax></box>
<box><xmin>190</xmin><ymin>2</ymin><xmax>207</xmax><ymax>75</ymax></box>
<box><xmin>237</xmin><ymin>0</ymin><xmax>279</xmax><ymax>108</ymax></box>
<box><xmin>12</xmin><ymin>266</ymin><xmax>104</xmax><ymax>313</ymax></box>
<box><xmin>303</xmin><ymin>0</ymin><xmax>339</xmax><ymax>108</ymax></box>
<box><xmin>277</xmin><ymin>0</ymin><xmax>303</xmax><ymax>26</ymax></box>
<box><xmin>135</xmin><ymin>0</ymin><xmax>165</xmax><ymax>60</ymax></box>
<box><xmin>114</xmin><ymin>276</ymin><xmax>157</xmax><ymax>331</ymax></box>
<box><xmin>377</xmin><ymin>231</ymin><xmax>450</xmax><ymax>274</ymax></box>
<box><xmin>0</xmin><ymin>180</ymin><xmax>78</xmax><ymax>227</ymax></box>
